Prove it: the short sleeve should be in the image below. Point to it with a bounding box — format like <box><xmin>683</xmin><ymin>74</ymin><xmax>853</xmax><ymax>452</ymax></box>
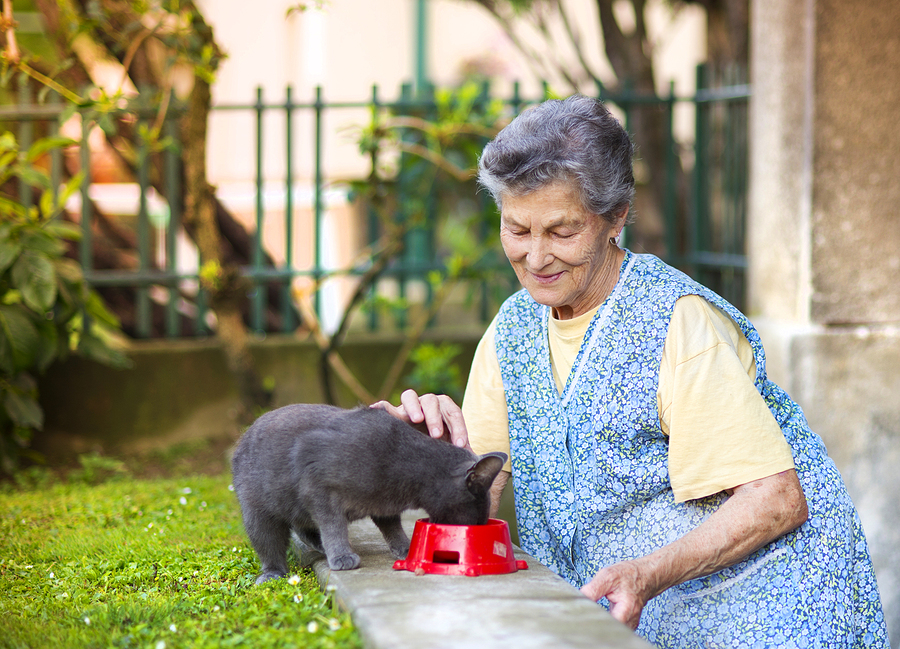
<box><xmin>462</xmin><ymin>318</ymin><xmax>512</xmax><ymax>472</ymax></box>
<box><xmin>660</xmin><ymin>295</ymin><xmax>796</xmax><ymax>502</ymax></box>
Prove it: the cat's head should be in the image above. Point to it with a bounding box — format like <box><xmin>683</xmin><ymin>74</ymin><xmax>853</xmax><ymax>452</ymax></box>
<box><xmin>429</xmin><ymin>452</ymin><xmax>508</xmax><ymax>526</ymax></box>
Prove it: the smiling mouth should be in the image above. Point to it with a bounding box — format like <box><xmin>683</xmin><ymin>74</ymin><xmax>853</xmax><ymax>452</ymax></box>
<box><xmin>529</xmin><ymin>271</ymin><xmax>564</xmax><ymax>285</ymax></box>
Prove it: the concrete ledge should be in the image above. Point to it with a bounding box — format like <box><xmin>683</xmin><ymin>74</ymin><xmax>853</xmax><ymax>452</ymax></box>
<box><xmin>306</xmin><ymin>512</ymin><xmax>651</xmax><ymax>649</ymax></box>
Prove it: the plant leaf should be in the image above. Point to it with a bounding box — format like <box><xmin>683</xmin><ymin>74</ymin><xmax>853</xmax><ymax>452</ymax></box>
<box><xmin>3</xmin><ymin>390</ymin><xmax>44</xmax><ymax>429</ymax></box>
<box><xmin>25</xmin><ymin>137</ymin><xmax>76</xmax><ymax>162</ymax></box>
<box><xmin>45</xmin><ymin>220</ymin><xmax>82</xmax><ymax>241</ymax></box>
<box><xmin>11</xmin><ymin>250</ymin><xmax>57</xmax><ymax>313</ymax></box>
<box><xmin>21</xmin><ymin>229</ymin><xmax>66</xmax><ymax>257</ymax></box>
<box><xmin>0</xmin><ymin>238</ymin><xmax>22</xmax><ymax>274</ymax></box>
<box><xmin>0</xmin><ymin>305</ymin><xmax>41</xmax><ymax>371</ymax></box>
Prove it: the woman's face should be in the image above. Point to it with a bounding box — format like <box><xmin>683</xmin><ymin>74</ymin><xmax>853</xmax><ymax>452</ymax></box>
<box><xmin>499</xmin><ymin>181</ymin><xmax>624</xmax><ymax>320</ymax></box>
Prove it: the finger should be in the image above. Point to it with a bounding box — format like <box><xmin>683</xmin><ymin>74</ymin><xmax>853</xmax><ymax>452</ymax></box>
<box><xmin>607</xmin><ymin>598</ymin><xmax>642</xmax><ymax>631</ymax></box>
<box><xmin>369</xmin><ymin>400</ymin><xmax>408</xmax><ymax>422</ymax></box>
<box><xmin>418</xmin><ymin>393</ymin><xmax>448</xmax><ymax>440</ymax></box>
<box><xmin>399</xmin><ymin>389</ymin><xmax>426</xmax><ymax>425</ymax></box>
<box><xmin>437</xmin><ymin>395</ymin><xmax>469</xmax><ymax>448</ymax></box>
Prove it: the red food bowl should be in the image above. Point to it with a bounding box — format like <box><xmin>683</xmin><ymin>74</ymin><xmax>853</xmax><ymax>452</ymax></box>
<box><xmin>393</xmin><ymin>518</ymin><xmax>528</xmax><ymax>576</ymax></box>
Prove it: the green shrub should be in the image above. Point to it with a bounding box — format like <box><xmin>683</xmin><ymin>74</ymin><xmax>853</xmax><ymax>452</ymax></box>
<box><xmin>0</xmin><ymin>132</ymin><xmax>130</xmax><ymax>474</ymax></box>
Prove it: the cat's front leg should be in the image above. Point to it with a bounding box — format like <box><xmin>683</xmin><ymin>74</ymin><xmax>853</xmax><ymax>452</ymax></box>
<box><xmin>372</xmin><ymin>515</ymin><xmax>410</xmax><ymax>559</ymax></box>
<box><xmin>315</xmin><ymin>513</ymin><xmax>360</xmax><ymax>570</ymax></box>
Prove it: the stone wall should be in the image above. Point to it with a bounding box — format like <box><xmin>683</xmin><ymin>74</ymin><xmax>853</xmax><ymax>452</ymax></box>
<box><xmin>36</xmin><ymin>335</ymin><xmax>479</xmax><ymax>457</ymax></box>
<box><xmin>750</xmin><ymin>0</ymin><xmax>900</xmax><ymax>643</ymax></box>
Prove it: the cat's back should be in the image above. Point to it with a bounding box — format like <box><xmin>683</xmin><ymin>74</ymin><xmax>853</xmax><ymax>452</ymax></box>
<box><xmin>232</xmin><ymin>403</ymin><xmax>346</xmax><ymax>470</ymax></box>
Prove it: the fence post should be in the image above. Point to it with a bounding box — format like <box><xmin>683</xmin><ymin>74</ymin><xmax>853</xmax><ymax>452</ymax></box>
<box><xmin>283</xmin><ymin>85</ymin><xmax>295</xmax><ymax>333</ymax></box>
<box><xmin>50</xmin><ymin>91</ymin><xmax>63</xmax><ymax>209</ymax></box>
<box><xmin>690</xmin><ymin>63</ymin><xmax>709</xmax><ymax>280</ymax></box>
<box><xmin>313</xmin><ymin>85</ymin><xmax>324</xmax><ymax>319</ymax></box>
<box><xmin>664</xmin><ymin>80</ymin><xmax>678</xmax><ymax>261</ymax></box>
<box><xmin>16</xmin><ymin>80</ymin><xmax>33</xmax><ymax>209</ymax></box>
<box><xmin>164</xmin><ymin>110</ymin><xmax>181</xmax><ymax>338</ymax></box>
<box><xmin>79</xmin><ymin>115</ymin><xmax>93</xmax><ymax>274</ymax></box>
<box><xmin>252</xmin><ymin>86</ymin><xmax>265</xmax><ymax>333</ymax></box>
<box><xmin>136</xmin><ymin>123</ymin><xmax>151</xmax><ymax>338</ymax></box>
<box><xmin>367</xmin><ymin>84</ymin><xmax>381</xmax><ymax>332</ymax></box>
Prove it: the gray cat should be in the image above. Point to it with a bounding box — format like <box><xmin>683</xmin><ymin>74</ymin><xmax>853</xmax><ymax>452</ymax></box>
<box><xmin>231</xmin><ymin>403</ymin><xmax>507</xmax><ymax>583</ymax></box>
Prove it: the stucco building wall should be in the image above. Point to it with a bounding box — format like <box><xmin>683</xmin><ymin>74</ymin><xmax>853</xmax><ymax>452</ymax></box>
<box><xmin>749</xmin><ymin>0</ymin><xmax>900</xmax><ymax>643</ymax></box>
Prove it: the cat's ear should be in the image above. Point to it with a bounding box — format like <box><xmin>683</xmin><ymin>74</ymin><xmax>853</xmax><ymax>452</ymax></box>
<box><xmin>465</xmin><ymin>452</ymin><xmax>507</xmax><ymax>496</ymax></box>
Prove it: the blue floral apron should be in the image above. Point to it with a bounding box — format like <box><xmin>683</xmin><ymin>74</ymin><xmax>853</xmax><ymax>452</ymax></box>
<box><xmin>495</xmin><ymin>251</ymin><xmax>888</xmax><ymax>648</ymax></box>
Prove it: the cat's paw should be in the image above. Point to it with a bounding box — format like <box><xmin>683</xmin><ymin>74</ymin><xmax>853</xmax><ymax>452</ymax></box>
<box><xmin>389</xmin><ymin>541</ymin><xmax>410</xmax><ymax>560</ymax></box>
<box><xmin>328</xmin><ymin>553</ymin><xmax>361</xmax><ymax>570</ymax></box>
<box><xmin>255</xmin><ymin>570</ymin><xmax>287</xmax><ymax>584</ymax></box>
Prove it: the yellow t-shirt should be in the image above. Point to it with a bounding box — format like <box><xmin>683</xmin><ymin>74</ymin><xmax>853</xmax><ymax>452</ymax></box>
<box><xmin>462</xmin><ymin>294</ymin><xmax>795</xmax><ymax>503</ymax></box>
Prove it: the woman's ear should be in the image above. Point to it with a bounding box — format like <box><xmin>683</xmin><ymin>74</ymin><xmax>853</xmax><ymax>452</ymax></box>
<box><xmin>616</xmin><ymin>205</ymin><xmax>630</xmax><ymax>231</ymax></box>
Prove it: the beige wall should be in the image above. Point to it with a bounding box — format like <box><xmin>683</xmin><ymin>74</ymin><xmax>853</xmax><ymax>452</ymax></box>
<box><xmin>194</xmin><ymin>0</ymin><xmax>705</xmax><ymax>331</ymax></box>
<box><xmin>198</xmin><ymin>0</ymin><xmax>705</xmax><ymax>184</ymax></box>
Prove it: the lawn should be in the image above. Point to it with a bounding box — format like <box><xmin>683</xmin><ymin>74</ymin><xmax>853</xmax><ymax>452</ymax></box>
<box><xmin>0</xmin><ymin>458</ymin><xmax>361</xmax><ymax>649</ymax></box>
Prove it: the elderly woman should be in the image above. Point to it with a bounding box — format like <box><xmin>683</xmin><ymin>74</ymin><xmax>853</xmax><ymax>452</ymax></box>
<box><xmin>375</xmin><ymin>95</ymin><xmax>888</xmax><ymax>647</ymax></box>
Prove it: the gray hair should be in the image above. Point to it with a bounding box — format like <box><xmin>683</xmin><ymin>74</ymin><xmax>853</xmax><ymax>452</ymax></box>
<box><xmin>477</xmin><ymin>95</ymin><xmax>635</xmax><ymax>223</ymax></box>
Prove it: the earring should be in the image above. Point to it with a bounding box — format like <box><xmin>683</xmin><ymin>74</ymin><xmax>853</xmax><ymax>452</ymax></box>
<box><xmin>611</xmin><ymin>233</ymin><xmax>621</xmax><ymax>247</ymax></box>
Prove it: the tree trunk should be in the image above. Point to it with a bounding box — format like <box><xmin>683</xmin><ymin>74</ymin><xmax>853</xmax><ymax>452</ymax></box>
<box><xmin>179</xmin><ymin>40</ymin><xmax>271</xmax><ymax>426</ymax></box>
<box><xmin>29</xmin><ymin>0</ymin><xmax>272</xmax><ymax>425</ymax></box>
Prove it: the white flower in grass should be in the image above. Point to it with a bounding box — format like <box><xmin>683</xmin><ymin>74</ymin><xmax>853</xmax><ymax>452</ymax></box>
<box><xmin>212</xmin><ymin>605</ymin><xmax>221</xmax><ymax>612</ymax></box>
<box><xmin>288</xmin><ymin>575</ymin><xmax>301</xmax><ymax>586</ymax></box>
<box><xmin>293</xmin><ymin>594</ymin><xmax>303</xmax><ymax>603</ymax></box>
<box><xmin>328</xmin><ymin>618</ymin><xmax>341</xmax><ymax>631</ymax></box>
<box><xmin>169</xmin><ymin>624</ymin><xmax>177</xmax><ymax>632</ymax></box>
<box><xmin>182</xmin><ymin>487</ymin><xmax>192</xmax><ymax>495</ymax></box>
<box><xmin>306</xmin><ymin>621</ymin><xmax>319</xmax><ymax>633</ymax></box>
<box><xmin>84</xmin><ymin>617</ymin><xmax>90</xmax><ymax>625</ymax></box>
<box><xmin>156</xmin><ymin>642</ymin><xmax>166</xmax><ymax>649</ymax></box>
<box><xmin>227</xmin><ymin>484</ymin><xmax>234</xmax><ymax>492</ymax></box>
<box><xmin>179</xmin><ymin>497</ymin><xmax>188</xmax><ymax>506</ymax></box>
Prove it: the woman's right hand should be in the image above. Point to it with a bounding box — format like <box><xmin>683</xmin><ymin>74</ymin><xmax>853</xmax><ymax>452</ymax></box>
<box><xmin>371</xmin><ymin>389</ymin><xmax>470</xmax><ymax>449</ymax></box>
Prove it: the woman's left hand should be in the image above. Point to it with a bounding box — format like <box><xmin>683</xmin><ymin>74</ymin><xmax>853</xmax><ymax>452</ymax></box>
<box><xmin>580</xmin><ymin>561</ymin><xmax>649</xmax><ymax>630</ymax></box>
<box><xmin>579</xmin><ymin>469</ymin><xmax>808</xmax><ymax>631</ymax></box>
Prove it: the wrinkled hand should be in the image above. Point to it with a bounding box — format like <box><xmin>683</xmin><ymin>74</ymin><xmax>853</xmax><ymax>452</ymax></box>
<box><xmin>370</xmin><ymin>389</ymin><xmax>470</xmax><ymax>449</ymax></box>
<box><xmin>580</xmin><ymin>561</ymin><xmax>650</xmax><ymax>631</ymax></box>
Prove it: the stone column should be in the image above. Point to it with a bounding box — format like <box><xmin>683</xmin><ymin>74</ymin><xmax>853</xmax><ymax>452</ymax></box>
<box><xmin>749</xmin><ymin>0</ymin><xmax>900</xmax><ymax>643</ymax></box>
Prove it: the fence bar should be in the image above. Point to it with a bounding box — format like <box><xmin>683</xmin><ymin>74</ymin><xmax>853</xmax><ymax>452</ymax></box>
<box><xmin>663</xmin><ymin>81</ymin><xmax>678</xmax><ymax>260</ymax></box>
<box><xmin>49</xmin><ymin>91</ymin><xmax>63</xmax><ymax>209</ymax></box>
<box><xmin>313</xmin><ymin>85</ymin><xmax>324</xmax><ymax>317</ymax></box>
<box><xmin>282</xmin><ymin>85</ymin><xmax>295</xmax><ymax>332</ymax></box>
<box><xmin>136</xmin><ymin>130</ymin><xmax>151</xmax><ymax>339</ymax></box>
<box><xmin>252</xmin><ymin>86</ymin><xmax>265</xmax><ymax>332</ymax></box>
<box><xmin>164</xmin><ymin>114</ymin><xmax>181</xmax><ymax>337</ymax></box>
<box><xmin>367</xmin><ymin>84</ymin><xmax>381</xmax><ymax>332</ymax></box>
<box><xmin>691</xmin><ymin>64</ymin><xmax>709</xmax><ymax>278</ymax></box>
<box><xmin>79</xmin><ymin>119</ymin><xmax>93</xmax><ymax>272</ymax></box>
<box><xmin>17</xmin><ymin>81</ymin><xmax>34</xmax><ymax>208</ymax></box>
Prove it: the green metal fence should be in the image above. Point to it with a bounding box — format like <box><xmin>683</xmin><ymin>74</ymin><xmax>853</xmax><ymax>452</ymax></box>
<box><xmin>2</xmin><ymin>68</ymin><xmax>749</xmax><ymax>339</ymax></box>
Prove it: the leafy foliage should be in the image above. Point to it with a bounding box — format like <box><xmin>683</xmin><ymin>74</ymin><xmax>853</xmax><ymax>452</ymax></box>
<box><xmin>305</xmin><ymin>83</ymin><xmax>517</xmax><ymax>404</ymax></box>
<box><xmin>0</xmin><ymin>133</ymin><xmax>130</xmax><ymax>473</ymax></box>
<box><xmin>400</xmin><ymin>342</ymin><xmax>465</xmax><ymax>404</ymax></box>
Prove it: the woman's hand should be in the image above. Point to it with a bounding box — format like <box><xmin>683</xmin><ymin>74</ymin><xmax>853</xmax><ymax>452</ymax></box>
<box><xmin>580</xmin><ymin>469</ymin><xmax>808</xmax><ymax>631</ymax></box>
<box><xmin>580</xmin><ymin>561</ymin><xmax>649</xmax><ymax>630</ymax></box>
<box><xmin>371</xmin><ymin>389</ymin><xmax>470</xmax><ymax>449</ymax></box>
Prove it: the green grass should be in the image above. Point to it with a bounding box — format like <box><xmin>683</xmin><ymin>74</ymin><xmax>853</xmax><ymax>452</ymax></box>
<box><xmin>0</xmin><ymin>471</ymin><xmax>361</xmax><ymax>649</ymax></box>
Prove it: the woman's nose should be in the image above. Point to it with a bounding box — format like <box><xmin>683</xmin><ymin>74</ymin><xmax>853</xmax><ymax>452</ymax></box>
<box><xmin>526</xmin><ymin>237</ymin><xmax>552</xmax><ymax>270</ymax></box>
